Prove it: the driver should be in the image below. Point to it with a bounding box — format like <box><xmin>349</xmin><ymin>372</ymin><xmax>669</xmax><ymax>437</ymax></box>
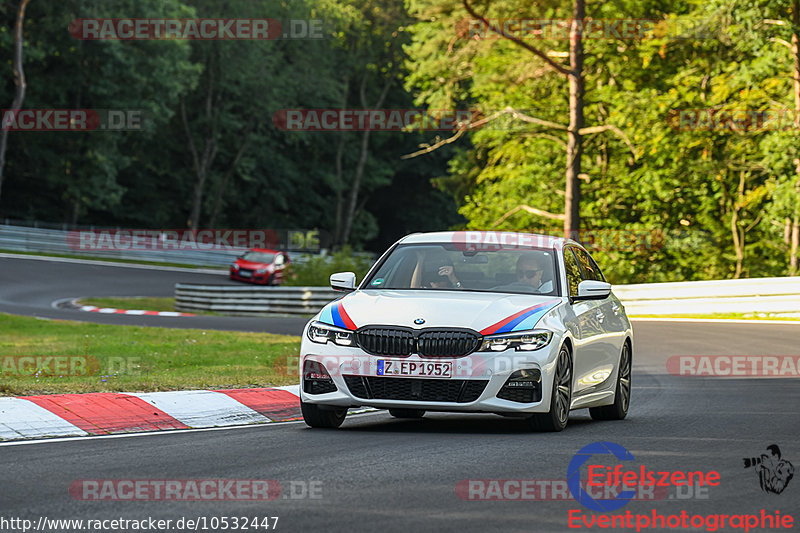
<box><xmin>516</xmin><ymin>254</ymin><xmax>553</xmax><ymax>293</ymax></box>
<box><xmin>423</xmin><ymin>257</ymin><xmax>462</xmax><ymax>289</ymax></box>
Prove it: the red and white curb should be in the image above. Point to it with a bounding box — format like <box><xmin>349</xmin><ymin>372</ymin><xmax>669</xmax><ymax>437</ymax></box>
<box><xmin>79</xmin><ymin>305</ymin><xmax>196</xmax><ymax>317</ymax></box>
<box><xmin>0</xmin><ymin>385</ymin><xmax>302</xmax><ymax>441</ymax></box>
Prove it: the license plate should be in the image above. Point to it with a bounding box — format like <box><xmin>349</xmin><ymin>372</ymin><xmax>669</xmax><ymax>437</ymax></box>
<box><xmin>376</xmin><ymin>359</ymin><xmax>452</xmax><ymax>379</ymax></box>
<box><xmin>239</xmin><ymin>270</ymin><xmax>252</xmax><ymax>277</ymax></box>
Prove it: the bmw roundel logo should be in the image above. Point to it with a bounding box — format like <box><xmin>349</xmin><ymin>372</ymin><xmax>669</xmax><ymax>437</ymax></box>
<box><xmin>414</xmin><ymin>318</ymin><xmax>425</xmax><ymax>325</ymax></box>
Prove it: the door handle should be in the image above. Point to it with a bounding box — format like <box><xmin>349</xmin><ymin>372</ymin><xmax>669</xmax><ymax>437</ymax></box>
<box><xmin>595</xmin><ymin>310</ymin><xmax>605</xmax><ymax>323</ymax></box>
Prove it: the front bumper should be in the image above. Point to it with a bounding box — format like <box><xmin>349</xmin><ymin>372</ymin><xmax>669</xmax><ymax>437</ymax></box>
<box><xmin>230</xmin><ymin>269</ymin><xmax>270</xmax><ymax>284</ymax></box>
<box><xmin>299</xmin><ymin>344</ymin><xmax>560</xmax><ymax>414</ymax></box>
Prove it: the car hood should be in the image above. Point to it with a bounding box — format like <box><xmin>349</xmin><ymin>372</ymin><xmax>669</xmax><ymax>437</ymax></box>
<box><xmin>235</xmin><ymin>259</ymin><xmax>270</xmax><ymax>269</ymax></box>
<box><xmin>317</xmin><ymin>290</ymin><xmax>563</xmax><ymax>335</ymax></box>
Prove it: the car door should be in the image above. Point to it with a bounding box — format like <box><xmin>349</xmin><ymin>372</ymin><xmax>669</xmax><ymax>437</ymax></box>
<box><xmin>572</xmin><ymin>247</ymin><xmax>622</xmax><ymax>391</ymax></box>
<box><xmin>562</xmin><ymin>246</ymin><xmax>604</xmax><ymax>396</ymax></box>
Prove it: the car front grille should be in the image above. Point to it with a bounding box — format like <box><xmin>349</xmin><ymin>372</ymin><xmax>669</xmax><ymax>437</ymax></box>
<box><xmin>343</xmin><ymin>375</ymin><xmax>488</xmax><ymax>403</ymax></box>
<box><xmin>355</xmin><ymin>327</ymin><xmax>481</xmax><ymax>357</ymax></box>
<box><xmin>417</xmin><ymin>330</ymin><xmax>481</xmax><ymax>357</ymax></box>
<box><xmin>355</xmin><ymin>327</ymin><xmax>414</xmax><ymax>356</ymax></box>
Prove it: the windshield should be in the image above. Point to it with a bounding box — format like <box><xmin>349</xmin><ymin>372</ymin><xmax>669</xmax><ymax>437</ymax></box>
<box><xmin>363</xmin><ymin>244</ymin><xmax>560</xmax><ymax>296</ymax></box>
<box><xmin>241</xmin><ymin>251</ymin><xmax>275</xmax><ymax>263</ymax></box>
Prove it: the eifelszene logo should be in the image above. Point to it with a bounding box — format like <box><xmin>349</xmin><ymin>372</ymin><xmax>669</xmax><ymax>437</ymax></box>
<box><xmin>567</xmin><ymin>441</ymin><xmax>721</xmax><ymax>512</ymax></box>
<box><xmin>743</xmin><ymin>444</ymin><xmax>794</xmax><ymax>495</ymax></box>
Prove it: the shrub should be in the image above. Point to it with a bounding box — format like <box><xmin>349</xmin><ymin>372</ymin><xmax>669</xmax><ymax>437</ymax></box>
<box><xmin>284</xmin><ymin>248</ymin><xmax>374</xmax><ymax>287</ymax></box>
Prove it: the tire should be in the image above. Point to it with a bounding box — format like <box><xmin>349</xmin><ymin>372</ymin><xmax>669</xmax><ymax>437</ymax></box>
<box><xmin>590</xmin><ymin>342</ymin><xmax>631</xmax><ymax>421</ymax></box>
<box><xmin>266</xmin><ymin>274</ymin><xmax>275</xmax><ymax>286</ymax></box>
<box><xmin>529</xmin><ymin>346</ymin><xmax>572</xmax><ymax>432</ymax></box>
<box><xmin>301</xmin><ymin>401</ymin><xmax>347</xmax><ymax>428</ymax></box>
<box><xmin>389</xmin><ymin>409</ymin><xmax>425</xmax><ymax>419</ymax></box>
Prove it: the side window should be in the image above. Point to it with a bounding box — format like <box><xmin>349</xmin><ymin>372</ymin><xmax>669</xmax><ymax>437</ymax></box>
<box><xmin>587</xmin><ymin>253</ymin><xmax>606</xmax><ymax>282</ymax></box>
<box><xmin>573</xmin><ymin>248</ymin><xmax>604</xmax><ymax>282</ymax></box>
<box><xmin>274</xmin><ymin>254</ymin><xmax>285</xmax><ymax>266</ymax></box>
<box><xmin>563</xmin><ymin>248</ymin><xmax>582</xmax><ymax>297</ymax></box>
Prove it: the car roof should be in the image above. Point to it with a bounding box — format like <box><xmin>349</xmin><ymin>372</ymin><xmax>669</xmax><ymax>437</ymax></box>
<box><xmin>398</xmin><ymin>231</ymin><xmax>570</xmax><ymax>249</ymax></box>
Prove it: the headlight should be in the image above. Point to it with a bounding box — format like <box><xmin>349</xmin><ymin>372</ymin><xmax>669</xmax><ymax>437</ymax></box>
<box><xmin>232</xmin><ymin>264</ymin><xmax>240</xmax><ymax>270</ymax></box>
<box><xmin>307</xmin><ymin>321</ymin><xmax>355</xmax><ymax>346</ymax></box>
<box><xmin>256</xmin><ymin>267</ymin><xmax>268</xmax><ymax>274</ymax></box>
<box><xmin>479</xmin><ymin>330</ymin><xmax>552</xmax><ymax>352</ymax></box>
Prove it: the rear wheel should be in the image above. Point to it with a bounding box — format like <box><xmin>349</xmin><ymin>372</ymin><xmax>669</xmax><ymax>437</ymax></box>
<box><xmin>301</xmin><ymin>401</ymin><xmax>347</xmax><ymax>428</ymax></box>
<box><xmin>529</xmin><ymin>346</ymin><xmax>572</xmax><ymax>432</ymax></box>
<box><xmin>389</xmin><ymin>409</ymin><xmax>425</xmax><ymax>419</ymax></box>
<box><xmin>590</xmin><ymin>342</ymin><xmax>631</xmax><ymax>421</ymax></box>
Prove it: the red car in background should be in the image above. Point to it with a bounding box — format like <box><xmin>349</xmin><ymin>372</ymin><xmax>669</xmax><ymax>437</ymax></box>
<box><xmin>229</xmin><ymin>249</ymin><xmax>290</xmax><ymax>285</ymax></box>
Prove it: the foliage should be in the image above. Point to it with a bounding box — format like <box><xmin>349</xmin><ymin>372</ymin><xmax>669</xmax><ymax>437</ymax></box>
<box><xmin>284</xmin><ymin>247</ymin><xmax>374</xmax><ymax>286</ymax></box>
<box><xmin>2</xmin><ymin>0</ymin><xmax>800</xmax><ymax>282</ymax></box>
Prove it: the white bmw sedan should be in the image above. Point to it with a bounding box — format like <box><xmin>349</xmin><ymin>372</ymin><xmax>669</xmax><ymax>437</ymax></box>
<box><xmin>299</xmin><ymin>231</ymin><xmax>633</xmax><ymax>431</ymax></box>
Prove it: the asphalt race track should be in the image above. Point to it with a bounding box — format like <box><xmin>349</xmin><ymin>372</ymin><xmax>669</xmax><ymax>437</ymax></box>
<box><xmin>0</xmin><ymin>255</ymin><xmax>307</xmax><ymax>334</ymax></box>
<box><xmin>1</xmin><ymin>254</ymin><xmax>799</xmax><ymax>532</ymax></box>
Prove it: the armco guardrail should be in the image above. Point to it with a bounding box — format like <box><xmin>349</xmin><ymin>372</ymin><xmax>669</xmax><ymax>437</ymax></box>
<box><xmin>612</xmin><ymin>277</ymin><xmax>800</xmax><ymax>316</ymax></box>
<box><xmin>175</xmin><ymin>277</ymin><xmax>800</xmax><ymax>317</ymax></box>
<box><xmin>0</xmin><ymin>224</ymin><xmax>243</xmax><ymax>267</ymax></box>
<box><xmin>0</xmin><ymin>223</ymin><xmax>334</xmax><ymax>268</ymax></box>
<box><xmin>175</xmin><ymin>284</ymin><xmax>339</xmax><ymax>315</ymax></box>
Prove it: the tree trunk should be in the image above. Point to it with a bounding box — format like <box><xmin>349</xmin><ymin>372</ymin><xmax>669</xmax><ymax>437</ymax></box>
<box><xmin>791</xmin><ymin>215</ymin><xmax>799</xmax><ymax>274</ymax></box>
<box><xmin>790</xmin><ymin>0</ymin><xmax>800</xmax><ymax>273</ymax></box>
<box><xmin>340</xmin><ymin>74</ymin><xmax>393</xmax><ymax>245</ymax></box>
<box><xmin>207</xmin><ymin>118</ymin><xmax>256</xmax><ymax>228</ymax></box>
<box><xmin>563</xmin><ymin>0</ymin><xmax>585</xmax><ymax>240</ymax></box>
<box><xmin>332</xmin><ymin>76</ymin><xmax>350</xmax><ymax>247</ymax></box>
<box><xmin>333</xmin><ymin>133</ymin><xmax>346</xmax><ymax>246</ymax></box>
<box><xmin>181</xmin><ymin>55</ymin><xmax>220</xmax><ymax>231</ymax></box>
<box><xmin>341</xmin><ymin>129</ymin><xmax>371</xmax><ymax>244</ymax></box>
<box><xmin>0</xmin><ymin>0</ymin><xmax>32</xmax><ymax>205</ymax></box>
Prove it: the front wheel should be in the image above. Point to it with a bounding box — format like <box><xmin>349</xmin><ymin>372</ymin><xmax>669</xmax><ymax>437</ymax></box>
<box><xmin>529</xmin><ymin>346</ymin><xmax>572</xmax><ymax>432</ymax></box>
<box><xmin>590</xmin><ymin>342</ymin><xmax>631</xmax><ymax>421</ymax></box>
<box><xmin>301</xmin><ymin>401</ymin><xmax>347</xmax><ymax>428</ymax></box>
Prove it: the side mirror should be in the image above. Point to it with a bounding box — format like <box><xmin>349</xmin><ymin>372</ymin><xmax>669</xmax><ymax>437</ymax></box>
<box><xmin>574</xmin><ymin>280</ymin><xmax>611</xmax><ymax>301</ymax></box>
<box><xmin>330</xmin><ymin>271</ymin><xmax>356</xmax><ymax>292</ymax></box>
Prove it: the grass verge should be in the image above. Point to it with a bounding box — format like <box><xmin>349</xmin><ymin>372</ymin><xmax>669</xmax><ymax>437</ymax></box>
<box><xmin>0</xmin><ymin>313</ymin><xmax>300</xmax><ymax>396</ymax></box>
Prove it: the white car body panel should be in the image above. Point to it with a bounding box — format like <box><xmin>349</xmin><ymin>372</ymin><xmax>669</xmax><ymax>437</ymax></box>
<box><xmin>299</xmin><ymin>231</ymin><xmax>633</xmax><ymax>417</ymax></box>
